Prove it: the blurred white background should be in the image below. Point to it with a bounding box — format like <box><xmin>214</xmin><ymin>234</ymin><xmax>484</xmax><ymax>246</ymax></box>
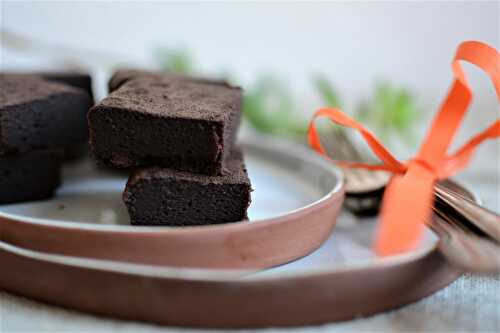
<box><xmin>1</xmin><ymin>1</ymin><xmax>499</xmax><ymax>207</ymax></box>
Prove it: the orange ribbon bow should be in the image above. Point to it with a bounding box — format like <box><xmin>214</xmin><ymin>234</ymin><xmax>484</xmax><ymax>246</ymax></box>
<box><xmin>308</xmin><ymin>41</ymin><xmax>500</xmax><ymax>256</ymax></box>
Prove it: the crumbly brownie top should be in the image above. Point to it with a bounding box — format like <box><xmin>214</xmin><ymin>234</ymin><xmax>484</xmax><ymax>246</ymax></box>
<box><xmin>0</xmin><ymin>74</ymin><xmax>86</xmax><ymax>108</ymax></box>
<box><xmin>97</xmin><ymin>76</ymin><xmax>242</xmax><ymax>122</ymax></box>
<box><xmin>108</xmin><ymin>69</ymin><xmax>231</xmax><ymax>92</ymax></box>
<box><xmin>108</xmin><ymin>69</ymin><xmax>165</xmax><ymax>92</ymax></box>
<box><xmin>128</xmin><ymin>149</ymin><xmax>250</xmax><ymax>186</ymax></box>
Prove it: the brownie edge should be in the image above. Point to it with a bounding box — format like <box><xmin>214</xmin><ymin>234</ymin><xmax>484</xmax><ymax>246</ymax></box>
<box><xmin>123</xmin><ymin>149</ymin><xmax>252</xmax><ymax>226</ymax></box>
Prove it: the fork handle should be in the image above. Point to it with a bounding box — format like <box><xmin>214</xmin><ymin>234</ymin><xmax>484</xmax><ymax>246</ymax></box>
<box><xmin>431</xmin><ymin>214</ymin><xmax>500</xmax><ymax>273</ymax></box>
<box><xmin>435</xmin><ymin>184</ymin><xmax>500</xmax><ymax>243</ymax></box>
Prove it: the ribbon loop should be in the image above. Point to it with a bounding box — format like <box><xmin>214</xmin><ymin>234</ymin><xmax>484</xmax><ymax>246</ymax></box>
<box><xmin>308</xmin><ymin>41</ymin><xmax>500</xmax><ymax>256</ymax></box>
<box><xmin>308</xmin><ymin>107</ymin><xmax>406</xmax><ymax>173</ymax></box>
<box><xmin>455</xmin><ymin>41</ymin><xmax>500</xmax><ymax>98</ymax></box>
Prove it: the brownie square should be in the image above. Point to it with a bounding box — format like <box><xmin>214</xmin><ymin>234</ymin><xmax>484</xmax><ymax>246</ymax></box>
<box><xmin>88</xmin><ymin>75</ymin><xmax>242</xmax><ymax>175</ymax></box>
<box><xmin>123</xmin><ymin>149</ymin><xmax>252</xmax><ymax>226</ymax></box>
<box><xmin>0</xmin><ymin>150</ymin><xmax>63</xmax><ymax>204</ymax></box>
<box><xmin>0</xmin><ymin>74</ymin><xmax>92</xmax><ymax>155</ymax></box>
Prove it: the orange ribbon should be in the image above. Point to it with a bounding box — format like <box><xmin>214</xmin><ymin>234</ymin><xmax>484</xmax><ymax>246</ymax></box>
<box><xmin>308</xmin><ymin>41</ymin><xmax>500</xmax><ymax>256</ymax></box>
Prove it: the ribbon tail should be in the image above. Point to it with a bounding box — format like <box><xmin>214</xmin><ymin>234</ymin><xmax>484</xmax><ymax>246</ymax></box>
<box><xmin>376</xmin><ymin>165</ymin><xmax>436</xmax><ymax>256</ymax></box>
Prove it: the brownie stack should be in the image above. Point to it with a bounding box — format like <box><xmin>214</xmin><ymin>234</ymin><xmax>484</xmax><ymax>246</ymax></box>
<box><xmin>0</xmin><ymin>73</ymin><xmax>93</xmax><ymax>203</ymax></box>
<box><xmin>88</xmin><ymin>70</ymin><xmax>252</xmax><ymax>226</ymax></box>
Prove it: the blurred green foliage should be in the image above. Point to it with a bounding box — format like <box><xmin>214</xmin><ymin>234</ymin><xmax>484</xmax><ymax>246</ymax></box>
<box><xmin>313</xmin><ymin>75</ymin><xmax>419</xmax><ymax>146</ymax></box>
<box><xmin>312</xmin><ymin>75</ymin><xmax>342</xmax><ymax>109</ymax></box>
<box><xmin>153</xmin><ymin>47</ymin><xmax>194</xmax><ymax>74</ymax></box>
<box><xmin>356</xmin><ymin>82</ymin><xmax>420</xmax><ymax>145</ymax></box>
<box><xmin>242</xmin><ymin>76</ymin><xmax>308</xmax><ymax>139</ymax></box>
<box><xmin>155</xmin><ymin>47</ymin><xmax>420</xmax><ymax>146</ymax></box>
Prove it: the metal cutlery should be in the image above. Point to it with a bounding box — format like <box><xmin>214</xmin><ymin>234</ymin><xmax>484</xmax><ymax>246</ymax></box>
<box><xmin>324</xmin><ymin>128</ymin><xmax>500</xmax><ymax>272</ymax></box>
<box><xmin>430</xmin><ymin>201</ymin><xmax>500</xmax><ymax>272</ymax></box>
<box><xmin>434</xmin><ymin>183</ymin><xmax>500</xmax><ymax>243</ymax></box>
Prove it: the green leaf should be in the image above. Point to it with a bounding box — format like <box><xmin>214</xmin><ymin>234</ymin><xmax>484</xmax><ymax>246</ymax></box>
<box><xmin>313</xmin><ymin>75</ymin><xmax>342</xmax><ymax>108</ymax></box>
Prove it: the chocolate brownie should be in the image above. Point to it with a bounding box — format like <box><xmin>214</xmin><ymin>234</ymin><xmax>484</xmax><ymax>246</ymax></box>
<box><xmin>123</xmin><ymin>149</ymin><xmax>252</xmax><ymax>226</ymax></box>
<box><xmin>37</xmin><ymin>72</ymin><xmax>94</xmax><ymax>102</ymax></box>
<box><xmin>89</xmin><ymin>75</ymin><xmax>242</xmax><ymax>174</ymax></box>
<box><xmin>0</xmin><ymin>150</ymin><xmax>63</xmax><ymax>204</ymax></box>
<box><xmin>108</xmin><ymin>69</ymin><xmax>228</xmax><ymax>92</ymax></box>
<box><xmin>5</xmin><ymin>71</ymin><xmax>94</xmax><ymax>102</ymax></box>
<box><xmin>0</xmin><ymin>74</ymin><xmax>92</xmax><ymax>155</ymax></box>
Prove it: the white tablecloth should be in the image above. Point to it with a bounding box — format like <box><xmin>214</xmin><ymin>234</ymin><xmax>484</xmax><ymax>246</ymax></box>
<box><xmin>1</xmin><ymin>176</ymin><xmax>499</xmax><ymax>333</ymax></box>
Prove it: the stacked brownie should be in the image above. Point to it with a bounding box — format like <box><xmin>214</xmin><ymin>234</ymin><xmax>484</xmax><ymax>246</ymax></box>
<box><xmin>11</xmin><ymin>72</ymin><xmax>94</xmax><ymax>102</ymax></box>
<box><xmin>0</xmin><ymin>73</ymin><xmax>93</xmax><ymax>203</ymax></box>
<box><xmin>12</xmin><ymin>72</ymin><xmax>94</xmax><ymax>160</ymax></box>
<box><xmin>88</xmin><ymin>70</ymin><xmax>252</xmax><ymax>226</ymax></box>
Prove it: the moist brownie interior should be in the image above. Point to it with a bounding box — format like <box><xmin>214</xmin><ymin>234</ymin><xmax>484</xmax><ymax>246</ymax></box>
<box><xmin>0</xmin><ymin>150</ymin><xmax>63</xmax><ymax>204</ymax></box>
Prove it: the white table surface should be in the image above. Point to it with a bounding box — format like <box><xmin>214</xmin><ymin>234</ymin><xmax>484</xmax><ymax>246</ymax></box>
<box><xmin>1</xmin><ymin>175</ymin><xmax>499</xmax><ymax>333</ymax></box>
